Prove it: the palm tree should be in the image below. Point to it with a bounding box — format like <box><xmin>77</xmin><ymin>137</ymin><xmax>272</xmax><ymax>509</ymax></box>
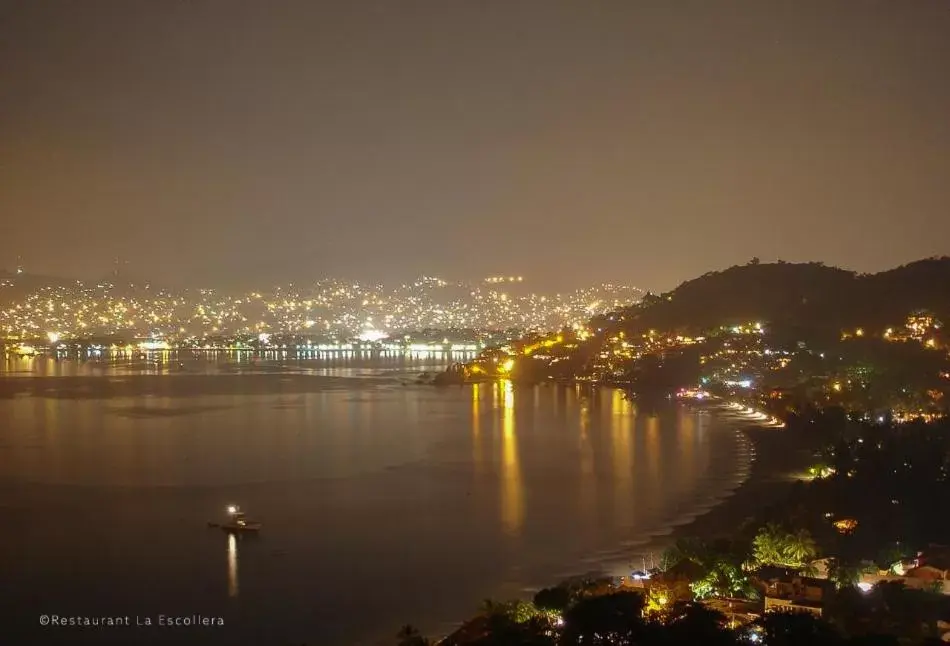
<box><xmin>752</xmin><ymin>524</ymin><xmax>787</xmax><ymax>567</ymax></box>
<box><xmin>784</xmin><ymin>528</ymin><xmax>818</xmax><ymax>567</ymax></box>
<box><xmin>752</xmin><ymin>524</ymin><xmax>818</xmax><ymax>569</ymax></box>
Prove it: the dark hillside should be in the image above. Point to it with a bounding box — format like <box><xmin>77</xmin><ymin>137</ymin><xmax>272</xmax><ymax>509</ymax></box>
<box><xmin>615</xmin><ymin>257</ymin><xmax>950</xmax><ymax>335</ymax></box>
<box><xmin>857</xmin><ymin>257</ymin><xmax>950</xmax><ymax>323</ymax></box>
<box><xmin>619</xmin><ymin>262</ymin><xmax>855</xmax><ymax>334</ymax></box>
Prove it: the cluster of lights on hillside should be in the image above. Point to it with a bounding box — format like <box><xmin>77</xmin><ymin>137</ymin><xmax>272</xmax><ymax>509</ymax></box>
<box><xmin>461</xmin><ymin>311</ymin><xmax>949</xmax><ymax>426</ymax></box>
<box><xmin>0</xmin><ymin>276</ymin><xmax>643</xmax><ymax>342</ymax></box>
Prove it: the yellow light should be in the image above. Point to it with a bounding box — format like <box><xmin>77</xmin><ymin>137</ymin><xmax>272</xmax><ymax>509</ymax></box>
<box><xmin>47</xmin><ymin>331</ymin><xmax>59</xmax><ymax>344</ymax></box>
<box><xmin>833</xmin><ymin>518</ymin><xmax>858</xmax><ymax>534</ymax></box>
<box><xmin>832</xmin><ymin>382</ymin><xmax>842</xmax><ymax>392</ymax></box>
<box><xmin>498</xmin><ymin>358</ymin><xmax>515</xmax><ymax>374</ymax></box>
<box><xmin>855</xmin><ymin>328</ymin><xmax>864</xmax><ymax>337</ymax></box>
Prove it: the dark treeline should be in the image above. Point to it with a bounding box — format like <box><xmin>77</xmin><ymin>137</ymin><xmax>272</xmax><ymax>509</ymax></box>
<box><xmin>613</xmin><ymin>257</ymin><xmax>950</xmax><ymax>336</ymax></box>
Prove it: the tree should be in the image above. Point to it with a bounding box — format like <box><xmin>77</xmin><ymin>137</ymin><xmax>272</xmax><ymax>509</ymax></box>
<box><xmin>757</xmin><ymin>611</ymin><xmax>842</xmax><ymax>646</ymax></box>
<box><xmin>690</xmin><ymin>560</ymin><xmax>757</xmax><ymax>600</ymax></box>
<box><xmin>533</xmin><ymin>586</ymin><xmax>571</xmax><ymax>613</ymax></box>
<box><xmin>785</xmin><ymin>529</ymin><xmax>819</xmax><ymax>567</ymax></box>
<box><xmin>752</xmin><ymin>524</ymin><xmax>789</xmax><ymax>567</ymax></box>
<box><xmin>560</xmin><ymin>591</ymin><xmax>651</xmax><ymax>645</ymax></box>
<box><xmin>826</xmin><ymin>558</ymin><xmax>864</xmax><ymax>590</ymax></box>
<box><xmin>665</xmin><ymin>602</ymin><xmax>739</xmax><ymax>646</ymax></box>
<box><xmin>752</xmin><ymin>524</ymin><xmax>818</xmax><ymax>569</ymax></box>
<box><xmin>474</xmin><ymin>613</ymin><xmax>555</xmax><ymax>646</ymax></box>
<box><xmin>479</xmin><ymin>598</ymin><xmax>499</xmax><ymax>615</ymax></box>
<box><xmin>644</xmin><ymin>584</ymin><xmax>675</xmax><ymax>619</ymax></box>
<box><xmin>871</xmin><ymin>581</ymin><xmax>942</xmax><ymax>642</ymax></box>
<box><xmin>480</xmin><ymin>599</ymin><xmax>539</xmax><ymax>623</ymax></box>
<box><xmin>396</xmin><ymin>624</ymin><xmax>431</xmax><ymax>646</ymax></box>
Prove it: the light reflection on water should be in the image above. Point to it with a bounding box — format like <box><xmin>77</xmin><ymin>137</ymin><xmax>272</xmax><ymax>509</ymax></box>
<box><xmin>1</xmin><ymin>351</ymin><xmax>478</xmax><ymax>378</ymax></box>
<box><xmin>227</xmin><ymin>534</ymin><xmax>239</xmax><ymax>598</ymax></box>
<box><xmin>471</xmin><ymin>382</ymin><xmax>483</xmax><ymax>475</ymax></box>
<box><xmin>0</xmin><ymin>365</ymin><xmax>751</xmax><ymax>646</ymax></box>
<box><xmin>499</xmin><ymin>380</ymin><xmax>524</xmax><ymax>537</ymax></box>
<box><xmin>611</xmin><ymin>390</ymin><xmax>635</xmax><ymax>528</ymax></box>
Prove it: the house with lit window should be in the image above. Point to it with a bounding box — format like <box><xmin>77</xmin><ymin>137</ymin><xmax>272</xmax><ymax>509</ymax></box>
<box><xmin>762</xmin><ymin>575</ymin><xmax>832</xmax><ymax>617</ymax></box>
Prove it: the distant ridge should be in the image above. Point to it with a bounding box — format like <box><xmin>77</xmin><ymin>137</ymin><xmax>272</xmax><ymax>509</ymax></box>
<box><xmin>608</xmin><ymin>257</ymin><xmax>950</xmax><ymax>336</ymax></box>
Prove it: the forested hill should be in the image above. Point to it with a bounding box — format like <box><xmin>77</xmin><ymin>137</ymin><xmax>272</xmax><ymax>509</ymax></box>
<box><xmin>612</xmin><ymin>257</ymin><xmax>950</xmax><ymax>335</ymax></box>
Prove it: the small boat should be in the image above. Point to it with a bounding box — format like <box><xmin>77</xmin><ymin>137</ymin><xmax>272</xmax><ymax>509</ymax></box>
<box><xmin>208</xmin><ymin>505</ymin><xmax>262</xmax><ymax>533</ymax></box>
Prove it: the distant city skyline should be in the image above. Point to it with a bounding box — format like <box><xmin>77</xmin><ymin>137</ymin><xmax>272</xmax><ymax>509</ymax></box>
<box><xmin>0</xmin><ymin>273</ymin><xmax>643</xmax><ymax>339</ymax></box>
<box><xmin>3</xmin><ymin>1</ymin><xmax>949</xmax><ymax>292</ymax></box>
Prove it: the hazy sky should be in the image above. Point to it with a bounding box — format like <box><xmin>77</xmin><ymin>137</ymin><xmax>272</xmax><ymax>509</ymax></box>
<box><xmin>2</xmin><ymin>1</ymin><xmax>948</xmax><ymax>291</ymax></box>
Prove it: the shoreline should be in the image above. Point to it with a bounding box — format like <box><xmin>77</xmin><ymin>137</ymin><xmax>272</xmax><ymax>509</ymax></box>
<box><xmin>557</xmin><ymin>403</ymin><xmax>814</xmax><ymax>577</ymax></box>
<box><xmin>659</xmin><ymin>412</ymin><xmax>812</xmax><ymax>545</ymax></box>
<box><xmin>422</xmin><ymin>401</ymin><xmax>814</xmax><ymax>644</ymax></box>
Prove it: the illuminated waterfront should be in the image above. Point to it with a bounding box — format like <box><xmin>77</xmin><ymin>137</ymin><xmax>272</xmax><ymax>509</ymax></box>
<box><xmin>0</xmin><ymin>274</ymin><xmax>643</xmax><ymax>341</ymax></box>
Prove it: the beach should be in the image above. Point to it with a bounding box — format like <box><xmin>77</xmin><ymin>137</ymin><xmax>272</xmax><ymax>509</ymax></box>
<box><xmin>663</xmin><ymin>417</ymin><xmax>813</xmax><ymax>542</ymax></box>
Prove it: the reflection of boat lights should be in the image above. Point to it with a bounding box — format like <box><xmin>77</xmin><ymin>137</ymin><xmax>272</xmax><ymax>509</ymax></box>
<box><xmin>227</xmin><ymin>534</ymin><xmax>239</xmax><ymax>597</ymax></box>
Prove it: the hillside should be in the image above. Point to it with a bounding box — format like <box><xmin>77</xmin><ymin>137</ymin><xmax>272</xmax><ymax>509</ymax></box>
<box><xmin>615</xmin><ymin>257</ymin><xmax>950</xmax><ymax>335</ymax></box>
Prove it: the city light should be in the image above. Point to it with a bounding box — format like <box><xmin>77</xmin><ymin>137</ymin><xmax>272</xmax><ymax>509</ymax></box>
<box><xmin>357</xmin><ymin>329</ymin><xmax>388</xmax><ymax>342</ymax></box>
<box><xmin>0</xmin><ymin>278</ymin><xmax>643</xmax><ymax>341</ymax></box>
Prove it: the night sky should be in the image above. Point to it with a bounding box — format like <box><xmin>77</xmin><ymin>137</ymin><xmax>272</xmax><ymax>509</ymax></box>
<box><xmin>2</xmin><ymin>1</ymin><xmax>949</xmax><ymax>291</ymax></box>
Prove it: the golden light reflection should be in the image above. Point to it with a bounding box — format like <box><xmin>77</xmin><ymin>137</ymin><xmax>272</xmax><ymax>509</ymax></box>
<box><xmin>472</xmin><ymin>382</ymin><xmax>481</xmax><ymax>421</ymax></box>
<box><xmin>646</xmin><ymin>414</ymin><xmax>660</xmax><ymax>488</ymax></box>
<box><xmin>611</xmin><ymin>390</ymin><xmax>634</xmax><ymax>525</ymax></box>
<box><xmin>472</xmin><ymin>383</ymin><xmax>483</xmax><ymax>472</ymax></box>
<box><xmin>499</xmin><ymin>380</ymin><xmax>524</xmax><ymax>536</ymax></box>
<box><xmin>578</xmin><ymin>395</ymin><xmax>595</xmax><ymax>519</ymax></box>
<box><xmin>579</xmin><ymin>395</ymin><xmax>590</xmax><ymax>439</ymax></box>
<box><xmin>227</xmin><ymin>534</ymin><xmax>239</xmax><ymax>597</ymax></box>
<box><xmin>679</xmin><ymin>412</ymin><xmax>696</xmax><ymax>490</ymax></box>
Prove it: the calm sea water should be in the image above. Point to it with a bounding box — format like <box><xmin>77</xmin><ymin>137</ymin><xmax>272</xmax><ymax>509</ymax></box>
<box><xmin>0</xmin><ymin>353</ymin><xmax>751</xmax><ymax>645</ymax></box>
